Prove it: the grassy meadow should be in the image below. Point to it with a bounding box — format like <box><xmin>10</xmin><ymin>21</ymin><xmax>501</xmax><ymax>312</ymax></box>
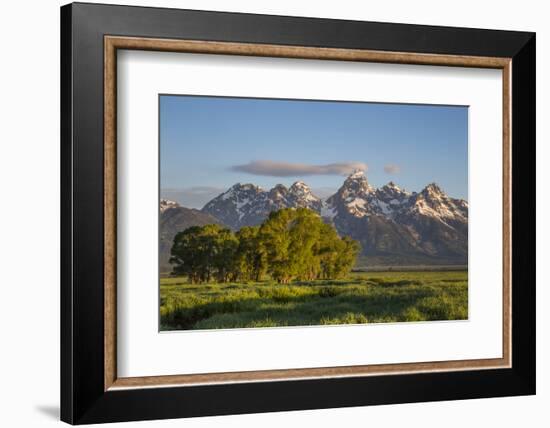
<box><xmin>160</xmin><ymin>270</ymin><xmax>468</xmax><ymax>330</ymax></box>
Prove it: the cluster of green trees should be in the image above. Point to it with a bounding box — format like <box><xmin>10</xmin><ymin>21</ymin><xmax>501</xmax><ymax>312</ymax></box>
<box><xmin>170</xmin><ymin>208</ymin><xmax>360</xmax><ymax>284</ymax></box>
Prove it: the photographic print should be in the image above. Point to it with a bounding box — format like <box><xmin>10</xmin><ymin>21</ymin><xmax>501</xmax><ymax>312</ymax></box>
<box><xmin>159</xmin><ymin>95</ymin><xmax>468</xmax><ymax>331</ymax></box>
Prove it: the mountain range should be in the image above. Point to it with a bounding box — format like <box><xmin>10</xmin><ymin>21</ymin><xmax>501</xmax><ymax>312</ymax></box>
<box><xmin>160</xmin><ymin>171</ymin><xmax>468</xmax><ymax>271</ymax></box>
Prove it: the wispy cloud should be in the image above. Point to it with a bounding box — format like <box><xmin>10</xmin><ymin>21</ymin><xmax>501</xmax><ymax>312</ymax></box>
<box><xmin>384</xmin><ymin>163</ymin><xmax>401</xmax><ymax>175</ymax></box>
<box><xmin>161</xmin><ymin>186</ymin><xmax>225</xmax><ymax>209</ymax></box>
<box><xmin>231</xmin><ymin>160</ymin><xmax>368</xmax><ymax>177</ymax></box>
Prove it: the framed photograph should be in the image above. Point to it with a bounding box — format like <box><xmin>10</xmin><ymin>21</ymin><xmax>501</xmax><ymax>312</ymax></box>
<box><xmin>61</xmin><ymin>2</ymin><xmax>535</xmax><ymax>424</ymax></box>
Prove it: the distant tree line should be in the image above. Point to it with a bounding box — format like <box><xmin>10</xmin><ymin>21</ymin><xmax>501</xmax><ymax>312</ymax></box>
<box><xmin>170</xmin><ymin>208</ymin><xmax>360</xmax><ymax>284</ymax></box>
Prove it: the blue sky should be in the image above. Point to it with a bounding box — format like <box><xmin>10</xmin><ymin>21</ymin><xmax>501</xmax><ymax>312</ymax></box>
<box><xmin>160</xmin><ymin>95</ymin><xmax>468</xmax><ymax>209</ymax></box>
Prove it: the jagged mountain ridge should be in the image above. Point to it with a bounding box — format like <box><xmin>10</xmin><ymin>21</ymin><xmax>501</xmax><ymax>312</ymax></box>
<box><xmin>322</xmin><ymin>171</ymin><xmax>468</xmax><ymax>264</ymax></box>
<box><xmin>202</xmin><ymin>181</ymin><xmax>322</xmax><ymax>230</ymax></box>
<box><xmin>199</xmin><ymin>171</ymin><xmax>468</xmax><ymax>265</ymax></box>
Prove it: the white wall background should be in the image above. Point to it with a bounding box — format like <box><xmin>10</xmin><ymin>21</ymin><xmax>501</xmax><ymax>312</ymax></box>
<box><xmin>0</xmin><ymin>0</ymin><xmax>546</xmax><ymax>426</ymax></box>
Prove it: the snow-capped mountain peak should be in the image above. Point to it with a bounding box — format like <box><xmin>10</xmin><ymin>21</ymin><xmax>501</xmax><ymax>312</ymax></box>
<box><xmin>289</xmin><ymin>180</ymin><xmax>310</xmax><ymax>193</ymax></box>
<box><xmin>378</xmin><ymin>181</ymin><xmax>410</xmax><ymax>201</ymax></box>
<box><xmin>410</xmin><ymin>183</ymin><xmax>468</xmax><ymax>222</ymax></box>
<box><xmin>269</xmin><ymin>184</ymin><xmax>288</xmax><ymax>198</ymax></box>
<box><xmin>289</xmin><ymin>181</ymin><xmax>321</xmax><ymax>206</ymax></box>
<box><xmin>341</xmin><ymin>169</ymin><xmax>374</xmax><ymax>193</ymax></box>
<box><xmin>202</xmin><ymin>181</ymin><xmax>322</xmax><ymax>229</ymax></box>
<box><xmin>421</xmin><ymin>182</ymin><xmax>445</xmax><ymax>198</ymax></box>
<box><xmin>383</xmin><ymin>181</ymin><xmax>401</xmax><ymax>192</ymax></box>
<box><xmin>348</xmin><ymin>169</ymin><xmax>367</xmax><ymax>179</ymax></box>
<box><xmin>219</xmin><ymin>183</ymin><xmax>262</xmax><ymax>200</ymax></box>
<box><xmin>324</xmin><ymin>171</ymin><xmax>376</xmax><ymax>218</ymax></box>
<box><xmin>160</xmin><ymin>198</ymin><xmax>180</xmax><ymax>213</ymax></box>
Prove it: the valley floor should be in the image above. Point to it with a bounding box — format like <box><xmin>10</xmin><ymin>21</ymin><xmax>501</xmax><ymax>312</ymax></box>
<box><xmin>160</xmin><ymin>271</ymin><xmax>468</xmax><ymax>330</ymax></box>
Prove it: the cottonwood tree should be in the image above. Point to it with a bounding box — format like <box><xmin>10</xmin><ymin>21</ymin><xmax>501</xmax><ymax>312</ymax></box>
<box><xmin>234</xmin><ymin>226</ymin><xmax>267</xmax><ymax>282</ymax></box>
<box><xmin>170</xmin><ymin>224</ymin><xmax>236</xmax><ymax>283</ymax></box>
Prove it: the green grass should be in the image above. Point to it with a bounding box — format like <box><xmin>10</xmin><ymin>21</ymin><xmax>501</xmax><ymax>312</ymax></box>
<box><xmin>160</xmin><ymin>271</ymin><xmax>468</xmax><ymax>330</ymax></box>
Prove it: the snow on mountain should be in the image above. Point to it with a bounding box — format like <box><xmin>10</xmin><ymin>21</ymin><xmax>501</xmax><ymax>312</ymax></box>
<box><xmin>287</xmin><ymin>181</ymin><xmax>323</xmax><ymax>211</ymax></box>
<box><xmin>324</xmin><ymin>170</ymin><xmax>373</xmax><ymax>218</ymax></box>
<box><xmin>202</xmin><ymin>183</ymin><xmax>265</xmax><ymax>228</ymax></box>
<box><xmin>202</xmin><ymin>181</ymin><xmax>322</xmax><ymax>229</ymax></box>
<box><xmin>323</xmin><ymin>171</ymin><xmax>411</xmax><ymax>220</ymax></box>
<box><xmin>160</xmin><ymin>198</ymin><xmax>180</xmax><ymax>213</ymax></box>
<box><xmin>197</xmin><ymin>171</ymin><xmax>468</xmax><ymax>264</ymax></box>
<box><xmin>320</xmin><ymin>172</ymin><xmax>468</xmax><ymax>263</ymax></box>
<box><xmin>408</xmin><ymin>183</ymin><xmax>468</xmax><ymax>223</ymax></box>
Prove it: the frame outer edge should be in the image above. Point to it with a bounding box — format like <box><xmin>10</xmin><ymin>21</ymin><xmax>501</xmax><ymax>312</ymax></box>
<box><xmin>510</xmin><ymin>33</ymin><xmax>536</xmax><ymax>392</ymax></box>
<box><xmin>63</xmin><ymin>3</ymin><xmax>536</xmax><ymax>423</ymax></box>
<box><xmin>60</xmin><ymin>3</ymin><xmax>75</xmax><ymax>424</ymax></box>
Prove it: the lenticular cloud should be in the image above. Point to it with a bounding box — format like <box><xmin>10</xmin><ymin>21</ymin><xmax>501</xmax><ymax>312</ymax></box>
<box><xmin>231</xmin><ymin>160</ymin><xmax>368</xmax><ymax>177</ymax></box>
